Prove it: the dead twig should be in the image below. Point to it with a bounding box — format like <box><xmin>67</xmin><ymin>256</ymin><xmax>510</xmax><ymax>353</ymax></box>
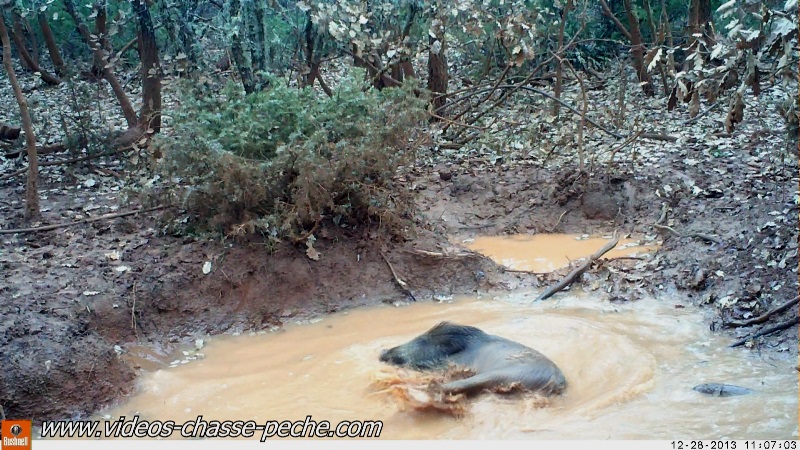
<box><xmin>604</xmin><ymin>255</ymin><xmax>648</xmax><ymax>261</ymax></box>
<box><xmin>725</xmin><ymin>295</ymin><xmax>800</xmax><ymax>328</ymax></box>
<box><xmin>605</xmin><ymin>128</ymin><xmax>644</xmax><ymax>167</ymax></box>
<box><xmin>547</xmin><ymin>210</ymin><xmax>569</xmax><ymax>233</ymax></box>
<box><xmin>653</xmin><ymin>224</ymin><xmax>724</xmax><ymax>246</ymax></box>
<box><xmin>683</xmin><ymin>101</ymin><xmax>720</xmax><ymax>125</ymax></box>
<box><xmin>639</xmin><ymin>133</ymin><xmax>678</xmax><ymax>142</ymax></box>
<box><xmin>655</xmin><ymin>203</ymin><xmax>669</xmax><ymax>226</ymax></box>
<box><xmin>534</xmin><ymin>234</ymin><xmax>620</xmax><ymax>302</ymax></box>
<box><xmin>1</xmin><ymin>145</ymin><xmax>131</xmax><ymax>181</ymax></box>
<box><xmin>0</xmin><ymin>205</ymin><xmax>172</xmax><ymax>234</ymax></box>
<box><xmin>729</xmin><ymin>316</ymin><xmax>799</xmax><ymax>348</ymax></box>
<box><xmin>380</xmin><ymin>251</ymin><xmax>417</xmax><ymax>302</ymax></box>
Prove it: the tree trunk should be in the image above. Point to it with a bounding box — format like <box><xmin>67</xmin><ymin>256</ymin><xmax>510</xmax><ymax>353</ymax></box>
<box><xmin>1</xmin><ymin>15</ymin><xmax>40</xmax><ymax>221</ymax></box>
<box><xmin>8</xmin><ymin>12</ymin><xmax>61</xmax><ymax>85</ymax></box>
<box><xmin>10</xmin><ymin>13</ymin><xmax>32</xmax><ymax>70</ymax></box>
<box><xmin>64</xmin><ymin>0</ymin><xmax>138</xmax><ymax>128</ymax></box>
<box><xmin>173</xmin><ymin>0</ymin><xmax>197</xmax><ymax>73</ymax></box>
<box><xmin>689</xmin><ymin>0</ymin><xmax>714</xmax><ymax>45</ymax></box>
<box><xmin>660</xmin><ymin>0</ymin><xmax>677</xmax><ymax>75</ymax></box>
<box><xmin>133</xmin><ymin>0</ymin><xmax>161</xmax><ymax>133</ymax></box>
<box><xmin>427</xmin><ymin>18</ymin><xmax>448</xmax><ymax>111</ymax></box>
<box><xmin>552</xmin><ymin>0</ymin><xmax>574</xmax><ymax>116</ymax></box>
<box><xmin>37</xmin><ymin>11</ymin><xmax>66</xmax><ymax>76</ymax></box>
<box><xmin>599</xmin><ymin>0</ymin><xmax>654</xmax><ymax>96</ymax></box>
<box><xmin>252</xmin><ymin>0</ymin><xmax>267</xmax><ymax>74</ymax></box>
<box><xmin>622</xmin><ymin>0</ymin><xmax>653</xmax><ymax>96</ymax></box>
<box><xmin>227</xmin><ymin>0</ymin><xmax>256</xmax><ymax>94</ymax></box>
<box><xmin>94</xmin><ymin>1</ymin><xmax>110</xmax><ymax>75</ymax></box>
<box><xmin>642</xmin><ymin>0</ymin><xmax>669</xmax><ymax>95</ymax></box>
<box><xmin>22</xmin><ymin>17</ymin><xmax>40</xmax><ymax>66</ymax></box>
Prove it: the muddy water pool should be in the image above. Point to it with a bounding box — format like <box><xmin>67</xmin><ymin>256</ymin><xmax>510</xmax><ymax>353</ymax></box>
<box><xmin>107</xmin><ymin>293</ymin><xmax>798</xmax><ymax>439</ymax></box>
<box><xmin>462</xmin><ymin>233</ymin><xmax>658</xmax><ymax>273</ymax></box>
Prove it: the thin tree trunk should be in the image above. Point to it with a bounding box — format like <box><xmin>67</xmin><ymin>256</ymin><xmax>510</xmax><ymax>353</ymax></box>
<box><xmin>174</xmin><ymin>0</ymin><xmax>197</xmax><ymax>73</ymax></box>
<box><xmin>622</xmin><ymin>0</ymin><xmax>653</xmax><ymax>96</ymax></box>
<box><xmin>552</xmin><ymin>0</ymin><xmax>574</xmax><ymax>116</ymax></box>
<box><xmin>133</xmin><ymin>0</ymin><xmax>161</xmax><ymax>133</ymax></box>
<box><xmin>23</xmin><ymin>17</ymin><xmax>39</xmax><ymax>66</ymax></box>
<box><xmin>8</xmin><ymin>12</ymin><xmax>61</xmax><ymax>85</ymax></box>
<box><xmin>252</xmin><ymin>0</ymin><xmax>267</xmax><ymax>74</ymax></box>
<box><xmin>660</xmin><ymin>0</ymin><xmax>677</xmax><ymax>75</ymax></box>
<box><xmin>64</xmin><ymin>0</ymin><xmax>138</xmax><ymax>128</ymax></box>
<box><xmin>227</xmin><ymin>0</ymin><xmax>256</xmax><ymax>94</ymax></box>
<box><xmin>427</xmin><ymin>18</ymin><xmax>448</xmax><ymax>111</ymax></box>
<box><xmin>642</xmin><ymin>0</ymin><xmax>669</xmax><ymax>95</ymax></box>
<box><xmin>1</xmin><ymin>15</ymin><xmax>40</xmax><ymax>221</ymax></box>
<box><xmin>10</xmin><ymin>13</ymin><xmax>32</xmax><ymax>70</ymax></box>
<box><xmin>37</xmin><ymin>11</ymin><xmax>66</xmax><ymax>76</ymax></box>
<box><xmin>599</xmin><ymin>0</ymin><xmax>654</xmax><ymax>96</ymax></box>
<box><xmin>94</xmin><ymin>1</ymin><xmax>110</xmax><ymax>75</ymax></box>
<box><xmin>689</xmin><ymin>0</ymin><xmax>714</xmax><ymax>45</ymax></box>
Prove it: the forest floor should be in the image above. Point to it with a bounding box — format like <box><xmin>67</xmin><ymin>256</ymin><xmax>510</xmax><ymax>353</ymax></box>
<box><xmin>0</xmin><ymin>63</ymin><xmax>797</xmax><ymax>424</ymax></box>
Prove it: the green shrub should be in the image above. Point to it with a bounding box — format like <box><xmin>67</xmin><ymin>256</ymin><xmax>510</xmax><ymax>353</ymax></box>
<box><xmin>152</xmin><ymin>71</ymin><xmax>428</xmax><ymax>241</ymax></box>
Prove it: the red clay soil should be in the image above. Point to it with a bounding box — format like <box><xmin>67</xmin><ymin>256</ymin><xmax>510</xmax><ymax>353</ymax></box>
<box><xmin>0</xmin><ymin>196</ymin><xmax>512</xmax><ymax>424</ymax></box>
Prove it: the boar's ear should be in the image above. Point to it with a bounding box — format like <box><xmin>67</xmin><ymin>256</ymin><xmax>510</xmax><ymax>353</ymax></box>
<box><xmin>423</xmin><ymin>322</ymin><xmax>471</xmax><ymax>355</ymax></box>
<box><xmin>428</xmin><ymin>321</ymin><xmax>454</xmax><ymax>332</ymax></box>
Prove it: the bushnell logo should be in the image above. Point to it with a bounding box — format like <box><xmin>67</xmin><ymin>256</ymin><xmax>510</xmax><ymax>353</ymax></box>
<box><xmin>1</xmin><ymin>420</ymin><xmax>31</xmax><ymax>450</ymax></box>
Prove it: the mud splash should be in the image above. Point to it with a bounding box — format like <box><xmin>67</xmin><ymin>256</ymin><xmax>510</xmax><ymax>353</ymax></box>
<box><xmin>105</xmin><ymin>295</ymin><xmax>798</xmax><ymax>439</ymax></box>
<box><xmin>462</xmin><ymin>234</ymin><xmax>658</xmax><ymax>272</ymax></box>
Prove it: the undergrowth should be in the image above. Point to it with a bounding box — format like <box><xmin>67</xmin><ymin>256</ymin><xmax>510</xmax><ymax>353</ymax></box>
<box><xmin>148</xmin><ymin>71</ymin><xmax>428</xmax><ymax>241</ymax></box>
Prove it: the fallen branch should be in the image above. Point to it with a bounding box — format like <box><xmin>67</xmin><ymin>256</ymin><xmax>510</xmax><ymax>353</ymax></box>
<box><xmin>725</xmin><ymin>296</ymin><xmax>800</xmax><ymax>328</ymax></box>
<box><xmin>547</xmin><ymin>210</ymin><xmax>569</xmax><ymax>233</ymax></box>
<box><xmin>729</xmin><ymin>316</ymin><xmax>799</xmax><ymax>348</ymax></box>
<box><xmin>639</xmin><ymin>133</ymin><xmax>678</xmax><ymax>142</ymax></box>
<box><xmin>3</xmin><ymin>136</ymin><xmax>89</xmax><ymax>159</ymax></box>
<box><xmin>534</xmin><ymin>234</ymin><xmax>620</xmax><ymax>302</ymax></box>
<box><xmin>683</xmin><ymin>101</ymin><xmax>720</xmax><ymax>125</ymax></box>
<box><xmin>380</xmin><ymin>251</ymin><xmax>417</xmax><ymax>302</ymax></box>
<box><xmin>653</xmin><ymin>224</ymin><xmax>724</xmax><ymax>246</ymax></box>
<box><xmin>0</xmin><ymin>205</ymin><xmax>172</xmax><ymax>234</ymax></box>
<box><xmin>1</xmin><ymin>145</ymin><xmax>129</xmax><ymax>181</ymax></box>
<box><xmin>604</xmin><ymin>255</ymin><xmax>648</xmax><ymax>261</ymax></box>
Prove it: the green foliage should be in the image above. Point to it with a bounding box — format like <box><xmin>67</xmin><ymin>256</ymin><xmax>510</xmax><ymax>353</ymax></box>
<box><xmin>151</xmin><ymin>71</ymin><xmax>428</xmax><ymax>240</ymax></box>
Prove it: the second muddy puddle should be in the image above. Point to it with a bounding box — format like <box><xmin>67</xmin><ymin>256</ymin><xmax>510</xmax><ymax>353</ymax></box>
<box><xmin>462</xmin><ymin>234</ymin><xmax>658</xmax><ymax>273</ymax></box>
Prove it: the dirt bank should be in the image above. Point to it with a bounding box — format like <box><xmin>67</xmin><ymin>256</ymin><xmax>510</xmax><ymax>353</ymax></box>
<box><xmin>0</xmin><ymin>190</ymin><xmax>513</xmax><ymax>422</ymax></box>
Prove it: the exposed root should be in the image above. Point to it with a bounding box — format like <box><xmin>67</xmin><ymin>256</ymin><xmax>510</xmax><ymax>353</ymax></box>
<box><xmin>725</xmin><ymin>295</ymin><xmax>800</xmax><ymax>328</ymax></box>
<box><xmin>729</xmin><ymin>316</ymin><xmax>800</xmax><ymax>348</ymax></box>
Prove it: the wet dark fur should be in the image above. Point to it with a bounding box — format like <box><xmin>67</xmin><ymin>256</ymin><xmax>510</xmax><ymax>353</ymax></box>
<box><xmin>379</xmin><ymin>321</ymin><xmax>567</xmax><ymax>396</ymax></box>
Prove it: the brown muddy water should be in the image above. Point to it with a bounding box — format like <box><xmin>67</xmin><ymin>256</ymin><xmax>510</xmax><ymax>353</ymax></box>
<box><xmin>105</xmin><ymin>294</ymin><xmax>798</xmax><ymax>439</ymax></box>
<box><xmin>462</xmin><ymin>233</ymin><xmax>658</xmax><ymax>273</ymax></box>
